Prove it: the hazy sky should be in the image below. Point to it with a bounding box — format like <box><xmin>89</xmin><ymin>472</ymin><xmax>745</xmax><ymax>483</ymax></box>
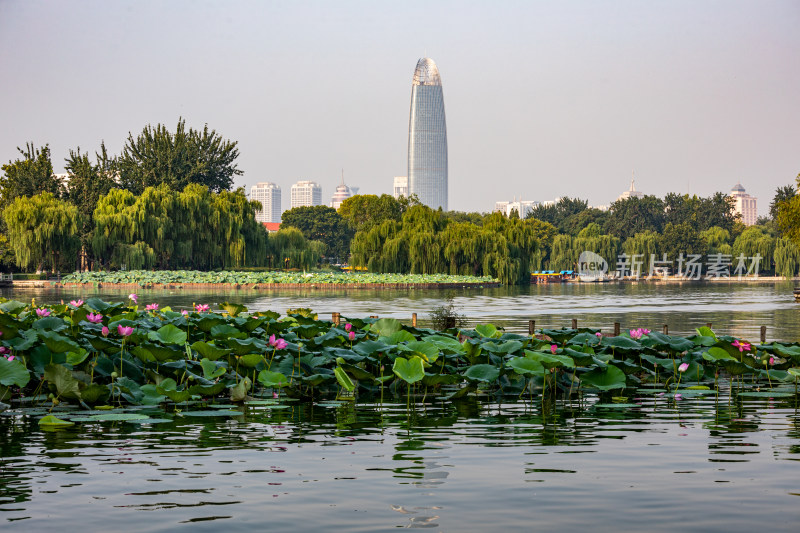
<box><xmin>1</xmin><ymin>0</ymin><xmax>798</xmax><ymax>215</ymax></box>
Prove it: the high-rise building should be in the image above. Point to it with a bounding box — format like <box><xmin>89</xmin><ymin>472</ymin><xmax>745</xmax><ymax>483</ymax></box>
<box><xmin>407</xmin><ymin>57</ymin><xmax>448</xmax><ymax>211</ymax></box>
<box><xmin>290</xmin><ymin>180</ymin><xmax>322</xmax><ymax>208</ymax></box>
<box><xmin>730</xmin><ymin>183</ymin><xmax>758</xmax><ymax>226</ymax></box>
<box><xmin>250</xmin><ymin>182</ymin><xmax>281</xmax><ymax>223</ymax></box>
<box><xmin>330</xmin><ymin>173</ymin><xmax>355</xmax><ymax>210</ymax></box>
<box><xmin>393</xmin><ymin>176</ymin><xmax>408</xmax><ymax>199</ymax></box>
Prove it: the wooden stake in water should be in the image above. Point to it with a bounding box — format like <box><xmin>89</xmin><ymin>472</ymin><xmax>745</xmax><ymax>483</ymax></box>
<box><xmin>663</xmin><ymin>325</ymin><xmax>669</xmax><ymax>335</ymax></box>
<box><xmin>571</xmin><ymin>318</ymin><xmax>578</xmax><ymax>329</ymax></box>
<box><xmin>614</xmin><ymin>322</ymin><xmax>620</xmax><ymax>336</ymax></box>
<box><xmin>412</xmin><ymin>313</ymin><xmax>417</xmax><ymax>327</ymax></box>
<box><xmin>760</xmin><ymin>325</ymin><xmax>767</xmax><ymax>343</ymax></box>
<box><xmin>528</xmin><ymin>319</ymin><xmax>535</xmax><ymax>335</ymax></box>
<box><xmin>332</xmin><ymin>312</ymin><xmax>340</xmax><ymax>326</ymax></box>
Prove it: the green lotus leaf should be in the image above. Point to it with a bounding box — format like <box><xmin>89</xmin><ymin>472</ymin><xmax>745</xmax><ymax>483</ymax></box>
<box><xmin>148</xmin><ymin>324</ymin><xmax>187</xmax><ymax>345</ymax></box>
<box><xmin>258</xmin><ymin>370</ymin><xmax>289</xmax><ymax>389</ymax></box>
<box><xmin>703</xmin><ymin>347</ymin><xmax>737</xmax><ymax>362</ymax></box>
<box><xmin>392</xmin><ymin>356</ymin><xmax>425</xmax><ymax>384</ymax></box>
<box><xmin>475</xmin><ymin>324</ymin><xmax>500</xmax><ymax>338</ymax></box>
<box><xmin>334</xmin><ymin>366</ymin><xmax>355</xmax><ymax>391</ymax></box>
<box><xmin>426</xmin><ymin>335</ymin><xmax>465</xmax><ymax>354</ymax></box>
<box><xmin>0</xmin><ymin>357</ymin><xmax>30</xmax><ymax>387</ymax></box>
<box><xmin>211</xmin><ymin>324</ymin><xmax>247</xmax><ymax>340</ymax></box>
<box><xmin>507</xmin><ymin>357</ymin><xmax>545</xmax><ymax>376</ymax></box>
<box><xmin>406</xmin><ymin>340</ymin><xmax>439</xmax><ymax>363</ymax></box>
<box><xmin>44</xmin><ymin>364</ymin><xmax>81</xmax><ymax>400</ymax></box>
<box><xmin>580</xmin><ymin>365</ymin><xmax>627</xmax><ymax>391</ymax></box>
<box><xmin>191</xmin><ymin>341</ymin><xmax>230</xmax><ymax>361</ymax></box>
<box><xmin>38</xmin><ymin>330</ymin><xmax>81</xmax><ymax>353</ymax></box>
<box><xmin>66</xmin><ymin>348</ymin><xmax>90</xmax><ymax>366</ymax></box>
<box><xmin>464</xmin><ymin>364</ymin><xmax>500</xmax><ymax>383</ymax></box>
<box><xmin>370</xmin><ymin>318</ymin><xmax>403</xmax><ymax>337</ymax></box>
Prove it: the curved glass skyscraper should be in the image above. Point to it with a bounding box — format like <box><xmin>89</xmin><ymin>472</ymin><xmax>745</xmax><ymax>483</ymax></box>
<box><xmin>407</xmin><ymin>57</ymin><xmax>448</xmax><ymax>211</ymax></box>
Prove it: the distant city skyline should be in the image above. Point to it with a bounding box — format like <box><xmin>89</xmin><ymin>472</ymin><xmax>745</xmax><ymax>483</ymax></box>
<box><xmin>1</xmin><ymin>1</ymin><xmax>797</xmax><ymax>216</ymax></box>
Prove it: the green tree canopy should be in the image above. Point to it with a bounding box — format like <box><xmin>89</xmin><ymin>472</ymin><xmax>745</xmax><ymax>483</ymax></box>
<box><xmin>117</xmin><ymin>118</ymin><xmax>241</xmax><ymax>194</ymax></box>
<box><xmin>281</xmin><ymin>205</ymin><xmax>353</xmax><ymax>262</ymax></box>
<box><xmin>3</xmin><ymin>192</ymin><xmax>80</xmax><ymax>271</ymax></box>
<box><xmin>527</xmin><ymin>197</ymin><xmax>588</xmax><ymax>229</ymax></box>
<box><xmin>604</xmin><ymin>195</ymin><xmax>665</xmax><ymax>241</ymax></box>
<box><xmin>0</xmin><ymin>143</ymin><xmax>63</xmax><ymax>208</ymax></box>
<box><xmin>337</xmin><ymin>194</ymin><xmax>417</xmax><ymax>231</ymax></box>
<box><xmin>659</xmin><ymin>222</ymin><xmax>703</xmax><ymax>260</ymax></box>
<box><xmin>769</xmin><ymin>184</ymin><xmax>797</xmax><ymax>221</ymax></box>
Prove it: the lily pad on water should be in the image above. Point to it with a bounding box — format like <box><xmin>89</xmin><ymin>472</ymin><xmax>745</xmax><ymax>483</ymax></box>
<box><xmin>736</xmin><ymin>391</ymin><xmax>794</xmax><ymax>398</ymax></box>
<box><xmin>38</xmin><ymin>415</ymin><xmax>75</xmax><ymax>428</ymax></box>
<box><xmin>180</xmin><ymin>410</ymin><xmax>242</xmax><ymax>417</ymax></box>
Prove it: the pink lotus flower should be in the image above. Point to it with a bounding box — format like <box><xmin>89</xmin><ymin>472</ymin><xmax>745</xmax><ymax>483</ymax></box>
<box><xmin>595</xmin><ymin>332</ymin><xmax>602</xmax><ymax>338</ymax></box>
<box><xmin>629</xmin><ymin>328</ymin><xmax>650</xmax><ymax>340</ymax></box>
<box><xmin>768</xmin><ymin>357</ymin><xmax>775</xmax><ymax>366</ymax></box>
<box><xmin>349</xmin><ymin>331</ymin><xmax>356</xmax><ymax>342</ymax></box>
<box><xmin>128</xmin><ymin>293</ymin><xmax>138</xmax><ymax>303</ymax></box>
<box><xmin>732</xmin><ymin>340</ymin><xmax>751</xmax><ymax>352</ymax></box>
<box><xmin>550</xmin><ymin>344</ymin><xmax>557</xmax><ymax>355</ymax></box>
<box><xmin>5</xmin><ymin>355</ymin><xmax>14</xmax><ymax>362</ymax></box>
<box><xmin>86</xmin><ymin>312</ymin><xmax>103</xmax><ymax>324</ymax></box>
<box><xmin>674</xmin><ymin>393</ymin><xmax>683</xmax><ymax>401</ymax></box>
<box><xmin>101</xmin><ymin>326</ymin><xmax>109</xmax><ymax>337</ymax></box>
<box><xmin>181</xmin><ymin>309</ymin><xmax>189</xmax><ymax>316</ymax></box>
<box><xmin>678</xmin><ymin>362</ymin><xmax>689</xmax><ymax>372</ymax></box>
<box><xmin>145</xmin><ymin>303</ymin><xmax>159</xmax><ymax>311</ymax></box>
<box><xmin>345</xmin><ymin>323</ymin><xmax>352</xmax><ymax>332</ymax></box>
<box><xmin>36</xmin><ymin>308</ymin><xmax>51</xmax><ymax>317</ymax></box>
<box><xmin>117</xmin><ymin>325</ymin><xmax>134</xmax><ymax>337</ymax></box>
<box><xmin>69</xmin><ymin>299</ymin><xmax>84</xmax><ymax>307</ymax></box>
<box><xmin>195</xmin><ymin>304</ymin><xmax>210</xmax><ymax>313</ymax></box>
<box><xmin>268</xmin><ymin>334</ymin><xmax>287</xmax><ymax>350</ymax></box>
<box><xmin>0</xmin><ymin>346</ymin><xmax>8</xmax><ymax>354</ymax></box>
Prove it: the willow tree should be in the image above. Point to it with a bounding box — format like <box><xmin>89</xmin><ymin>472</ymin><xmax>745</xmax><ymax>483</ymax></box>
<box><xmin>268</xmin><ymin>227</ymin><xmax>322</xmax><ymax>270</ymax></box>
<box><xmin>699</xmin><ymin>226</ymin><xmax>732</xmax><ymax>256</ymax></box>
<box><xmin>93</xmin><ymin>184</ymin><xmax>266</xmax><ymax>270</ymax></box>
<box><xmin>774</xmin><ymin>238</ymin><xmax>800</xmax><ymax>279</ymax></box>
<box><xmin>623</xmin><ymin>231</ymin><xmax>660</xmax><ymax>273</ymax></box>
<box><xmin>733</xmin><ymin>226</ymin><xmax>776</xmax><ymax>274</ymax></box>
<box><xmin>3</xmin><ymin>193</ymin><xmax>80</xmax><ymax>271</ymax></box>
<box><xmin>93</xmin><ymin>188</ymin><xmax>156</xmax><ymax>269</ymax></box>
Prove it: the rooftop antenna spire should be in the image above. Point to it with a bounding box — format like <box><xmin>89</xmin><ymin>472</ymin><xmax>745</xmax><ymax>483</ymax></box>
<box><xmin>341</xmin><ymin>168</ymin><xmax>344</xmax><ymax>186</ymax></box>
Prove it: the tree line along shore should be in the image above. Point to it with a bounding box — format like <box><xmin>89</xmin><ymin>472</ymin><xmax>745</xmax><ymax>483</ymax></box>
<box><xmin>2</xmin><ymin>120</ymin><xmax>799</xmax><ymax>285</ymax></box>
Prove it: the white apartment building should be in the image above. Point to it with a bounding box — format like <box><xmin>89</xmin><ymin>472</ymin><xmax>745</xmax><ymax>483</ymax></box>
<box><xmin>730</xmin><ymin>183</ymin><xmax>758</xmax><ymax>226</ymax></box>
<box><xmin>393</xmin><ymin>176</ymin><xmax>408</xmax><ymax>199</ymax></box>
<box><xmin>250</xmin><ymin>182</ymin><xmax>282</xmax><ymax>223</ymax></box>
<box><xmin>493</xmin><ymin>199</ymin><xmax>540</xmax><ymax>218</ymax></box>
<box><xmin>290</xmin><ymin>180</ymin><xmax>322</xmax><ymax>208</ymax></box>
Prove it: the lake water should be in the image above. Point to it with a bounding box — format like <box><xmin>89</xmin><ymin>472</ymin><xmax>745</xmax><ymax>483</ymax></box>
<box><xmin>4</xmin><ymin>280</ymin><xmax>798</xmax><ymax>341</ymax></box>
<box><xmin>2</xmin><ymin>394</ymin><xmax>800</xmax><ymax>531</ymax></box>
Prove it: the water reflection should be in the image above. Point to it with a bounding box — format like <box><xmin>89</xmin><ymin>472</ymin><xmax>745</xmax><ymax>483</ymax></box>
<box><xmin>4</xmin><ymin>281</ymin><xmax>798</xmax><ymax>340</ymax></box>
<box><xmin>2</xmin><ymin>394</ymin><xmax>800</xmax><ymax>530</ymax></box>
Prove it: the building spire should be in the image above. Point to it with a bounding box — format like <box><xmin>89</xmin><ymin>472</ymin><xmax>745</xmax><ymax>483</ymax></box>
<box><xmin>630</xmin><ymin>170</ymin><xmax>636</xmax><ymax>192</ymax></box>
<box><xmin>341</xmin><ymin>168</ymin><xmax>345</xmax><ymax>186</ymax></box>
